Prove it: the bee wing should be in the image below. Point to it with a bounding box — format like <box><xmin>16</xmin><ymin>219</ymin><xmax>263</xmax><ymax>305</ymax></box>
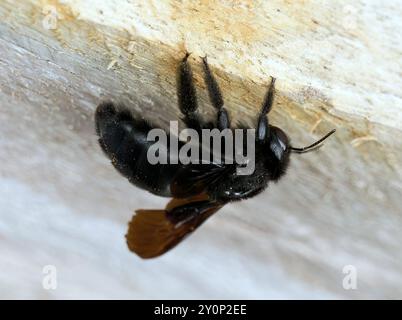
<box><xmin>171</xmin><ymin>163</ymin><xmax>233</xmax><ymax>198</ymax></box>
<box><xmin>126</xmin><ymin>194</ymin><xmax>224</xmax><ymax>259</ymax></box>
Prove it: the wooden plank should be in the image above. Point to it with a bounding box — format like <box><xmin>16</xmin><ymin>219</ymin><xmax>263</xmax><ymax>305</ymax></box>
<box><xmin>0</xmin><ymin>0</ymin><xmax>401</xmax><ymax>298</ymax></box>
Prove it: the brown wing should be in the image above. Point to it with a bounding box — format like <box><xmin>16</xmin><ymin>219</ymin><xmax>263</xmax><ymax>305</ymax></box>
<box><xmin>126</xmin><ymin>194</ymin><xmax>224</xmax><ymax>259</ymax></box>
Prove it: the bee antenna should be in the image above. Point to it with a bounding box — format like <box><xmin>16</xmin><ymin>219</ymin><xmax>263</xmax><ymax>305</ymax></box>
<box><xmin>290</xmin><ymin>129</ymin><xmax>336</xmax><ymax>154</ymax></box>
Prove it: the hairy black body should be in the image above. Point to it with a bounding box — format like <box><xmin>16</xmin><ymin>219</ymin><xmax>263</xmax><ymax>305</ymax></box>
<box><xmin>95</xmin><ymin>53</ymin><xmax>335</xmax><ymax>258</ymax></box>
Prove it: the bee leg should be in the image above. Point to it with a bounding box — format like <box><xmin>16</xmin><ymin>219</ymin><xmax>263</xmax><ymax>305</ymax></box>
<box><xmin>177</xmin><ymin>52</ymin><xmax>208</xmax><ymax>132</ymax></box>
<box><xmin>201</xmin><ymin>56</ymin><xmax>230</xmax><ymax>130</ymax></box>
<box><xmin>257</xmin><ymin>77</ymin><xmax>276</xmax><ymax>141</ymax></box>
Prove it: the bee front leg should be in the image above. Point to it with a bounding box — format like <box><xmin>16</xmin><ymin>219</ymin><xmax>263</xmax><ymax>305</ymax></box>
<box><xmin>257</xmin><ymin>77</ymin><xmax>276</xmax><ymax>141</ymax></box>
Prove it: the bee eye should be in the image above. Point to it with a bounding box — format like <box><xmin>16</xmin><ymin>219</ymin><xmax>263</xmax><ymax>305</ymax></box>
<box><xmin>270</xmin><ymin>142</ymin><xmax>283</xmax><ymax>160</ymax></box>
<box><xmin>269</xmin><ymin>127</ymin><xmax>289</xmax><ymax>160</ymax></box>
<box><xmin>277</xmin><ymin>137</ymin><xmax>287</xmax><ymax>150</ymax></box>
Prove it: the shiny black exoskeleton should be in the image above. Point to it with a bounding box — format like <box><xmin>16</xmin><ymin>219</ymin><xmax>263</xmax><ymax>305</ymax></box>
<box><xmin>95</xmin><ymin>53</ymin><xmax>335</xmax><ymax>258</ymax></box>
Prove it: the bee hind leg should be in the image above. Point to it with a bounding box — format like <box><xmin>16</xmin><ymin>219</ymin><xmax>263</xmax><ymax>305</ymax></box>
<box><xmin>177</xmin><ymin>52</ymin><xmax>209</xmax><ymax>132</ymax></box>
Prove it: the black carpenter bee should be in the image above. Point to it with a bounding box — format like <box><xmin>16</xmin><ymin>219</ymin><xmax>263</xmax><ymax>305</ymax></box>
<box><xmin>95</xmin><ymin>53</ymin><xmax>335</xmax><ymax>259</ymax></box>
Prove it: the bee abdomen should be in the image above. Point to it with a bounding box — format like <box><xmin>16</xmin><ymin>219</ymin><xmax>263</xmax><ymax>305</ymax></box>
<box><xmin>95</xmin><ymin>102</ymin><xmax>177</xmax><ymax>197</ymax></box>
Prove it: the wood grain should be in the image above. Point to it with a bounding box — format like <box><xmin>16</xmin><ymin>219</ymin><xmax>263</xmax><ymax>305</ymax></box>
<box><xmin>0</xmin><ymin>0</ymin><xmax>401</xmax><ymax>298</ymax></box>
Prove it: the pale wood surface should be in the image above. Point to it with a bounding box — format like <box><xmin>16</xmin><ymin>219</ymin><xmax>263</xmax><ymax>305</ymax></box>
<box><xmin>0</xmin><ymin>0</ymin><xmax>401</xmax><ymax>299</ymax></box>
